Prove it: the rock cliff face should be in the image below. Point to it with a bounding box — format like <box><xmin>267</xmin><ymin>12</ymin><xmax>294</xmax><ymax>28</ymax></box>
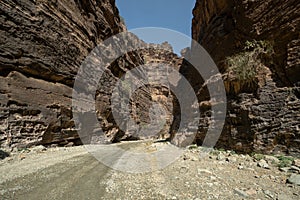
<box><xmin>0</xmin><ymin>0</ymin><xmax>182</xmax><ymax>149</ymax></box>
<box><xmin>192</xmin><ymin>0</ymin><xmax>300</xmax><ymax>155</ymax></box>
<box><xmin>2</xmin><ymin>0</ymin><xmax>299</xmax><ymax>155</ymax></box>
<box><xmin>140</xmin><ymin>43</ymin><xmax>183</xmax><ymax>141</ymax></box>
<box><xmin>0</xmin><ymin>0</ymin><xmax>145</xmax><ymax>149</ymax></box>
<box><xmin>95</xmin><ymin>42</ymin><xmax>183</xmax><ymax>143</ymax></box>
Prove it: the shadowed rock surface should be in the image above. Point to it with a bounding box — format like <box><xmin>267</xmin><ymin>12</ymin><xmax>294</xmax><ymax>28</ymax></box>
<box><xmin>0</xmin><ymin>0</ymin><xmax>148</xmax><ymax>149</ymax></box>
<box><xmin>1</xmin><ymin>0</ymin><xmax>299</xmax><ymax>156</ymax></box>
<box><xmin>0</xmin><ymin>0</ymin><xmax>182</xmax><ymax>150</ymax></box>
<box><xmin>192</xmin><ymin>0</ymin><xmax>300</xmax><ymax>155</ymax></box>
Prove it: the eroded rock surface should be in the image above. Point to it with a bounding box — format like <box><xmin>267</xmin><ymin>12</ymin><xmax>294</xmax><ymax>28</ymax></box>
<box><xmin>0</xmin><ymin>0</ymin><xmax>184</xmax><ymax>149</ymax></box>
<box><xmin>0</xmin><ymin>0</ymin><xmax>147</xmax><ymax>149</ymax></box>
<box><xmin>1</xmin><ymin>0</ymin><xmax>299</xmax><ymax>156</ymax></box>
<box><xmin>192</xmin><ymin>0</ymin><xmax>300</xmax><ymax>155</ymax></box>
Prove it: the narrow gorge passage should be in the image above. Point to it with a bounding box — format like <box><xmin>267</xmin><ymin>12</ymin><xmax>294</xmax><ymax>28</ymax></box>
<box><xmin>0</xmin><ymin>0</ymin><xmax>299</xmax><ymax>199</ymax></box>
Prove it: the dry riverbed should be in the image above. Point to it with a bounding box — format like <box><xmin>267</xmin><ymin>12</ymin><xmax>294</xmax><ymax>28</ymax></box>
<box><xmin>0</xmin><ymin>143</ymin><xmax>299</xmax><ymax>200</ymax></box>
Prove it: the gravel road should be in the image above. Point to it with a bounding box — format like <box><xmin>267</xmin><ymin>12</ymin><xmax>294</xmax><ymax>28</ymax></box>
<box><xmin>0</xmin><ymin>143</ymin><xmax>299</xmax><ymax>200</ymax></box>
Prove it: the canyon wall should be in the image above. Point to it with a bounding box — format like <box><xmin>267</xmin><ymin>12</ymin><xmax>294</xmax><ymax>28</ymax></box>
<box><xmin>0</xmin><ymin>0</ymin><xmax>147</xmax><ymax>149</ymax></box>
<box><xmin>2</xmin><ymin>0</ymin><xmax>299</xmax><ymax>155</ymax></box>
<box><xmin>192</xmin><ymin>0</ymin><xmax>300</xmax><ymax>155</ymax></box>
<box><xmin>0</xmin><ymin>0</ymin><xmax>181</xmax><ymax>150</ymax></box>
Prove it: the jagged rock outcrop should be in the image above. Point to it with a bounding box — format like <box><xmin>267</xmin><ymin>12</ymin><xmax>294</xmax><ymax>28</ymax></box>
<box><xmin>140</xmin><ymin>43</ymin><xmax>183</xmax><ymax>141</ymax></box>
<box><xmin>141</xmin><ymin>42</ymin><xmax>183</xmax><ymax>68</ymax></box>
<box><xmin>0</xmin><ymin>0</ymin><xmax>184</xmax><ymax>149</ymax></box>
<box><xmin>3</xmin><ymin>0</ymin><xmax>298</xmax><ymax>156</ymax></box>
<box><xmin>0</xmin><ymin>0</ymin><xmax>146</xmax><ymax>149</ymax></box>
<box><xmin>192</xmin><ymin>0</ymin><xmax>300</xmax><ymax>155</ymax></box>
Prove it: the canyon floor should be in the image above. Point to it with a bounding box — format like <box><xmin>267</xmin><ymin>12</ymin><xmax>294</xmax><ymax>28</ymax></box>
<box><xmin>0</xmin><ymin>143</ymin><xmax>299</xmax><ymax>200</ymax></box>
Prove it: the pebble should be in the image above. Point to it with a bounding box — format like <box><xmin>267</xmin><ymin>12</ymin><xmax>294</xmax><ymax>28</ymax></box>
<box><xmin>246</xmin><ymin>167</ymin><xmax>255</xmax><ymax>171</ymax></box>
<box><xmin>287</xmin><ymin>174</ymin><xmax>300</xmax><ymax>185</ymax></box>
<box><xmin>226</xmin><ymin>156</ymin><xmax>237</xmax><ymax>163</ymax></box>
<box><xmin>210</xmin><ymin>176</ymin><xmax>217</xmax><ymax>181</ymax></box>
<box><xmin>183</xmin><ymin>154</ymin><xmax>199</xmax><ymax>161</ymax></box>
<box><xmin>18</xmin><ymin>154</ymin><xmax>26</xmax><ymax>160</ymax></box>
<box><xmin>257</xmin><ymin>159</ymin><xmax>270</xmax><ymax>169</ymax></box>
<box><xmin>234</xmin><ymin>188</ymin><xmax>249</xmax><ymax>198</ymax></box>
<box><xmin>269</xmin><ymin>175</ymin><xmax>276</xmax><ymax>180</ymax></box>
<box><xmin>30</xmin><ymin>145</ymin><xmax>47</xmax><ymax>153</ymax></box>
<box><xmin>290</xmin><ymin>166</ymin><xmax>300</xmax><ymax>173</ymax></box>
<box><xmin>280</xmin><ymin>167</ymin><xmax>291</xmax><ymax>173</ymax></box>
<box><xmin>264</xmin><ymin>155</ymin><xmax>280</xmax><ymax>165</ymax></box>
<box><xmin>198</xmin><ymin>168</ymin><xmax>213</xmax><ymax>175</ymax></box>
<box><xmin>245</xmin><ymin>188</ymin><xmax>257</xmax><ymax>196</ymax></box>
<box><xmin>263</xmin><ymin>190</ymin><xmax>274</xmax><ymax>199</ymax></box>
<box><xmin>180</xmin><ymin>166</ymin><xmax>189</xmax><ymax>173</ymax></box>
<box><xmin>217</xmin><ymin>154</ymin><xmax>226</xmax><ymax>161</ymax></box>
<box><xmin>293</xmin><ymin>159</ymin><xmax>300</xmax><ymax>168</ymax></box>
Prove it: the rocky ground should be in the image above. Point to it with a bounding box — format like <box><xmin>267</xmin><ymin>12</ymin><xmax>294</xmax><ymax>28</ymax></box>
<box><xmin>0</xmin><ymin>143</ymin><xmax>299</xmax><ymax>200</ymax></box>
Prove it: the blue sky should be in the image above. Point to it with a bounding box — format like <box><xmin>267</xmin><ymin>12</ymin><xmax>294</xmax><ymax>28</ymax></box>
<box><xmin>115</xmin><ymin>0</ymin><xmax>196</xmax><ymax>54</ymax></box>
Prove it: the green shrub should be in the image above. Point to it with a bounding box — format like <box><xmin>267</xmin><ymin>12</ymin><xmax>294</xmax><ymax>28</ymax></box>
<box><xmin>252</xmin><ymin>153</ymin><xmax>265</xmax><ymax>161</ymax></box>
<box><xmin>276</xmin><ymin>155</ymin><xmax>294</xmax><ymax>168</ymax></box>
<box><xmin>225</xmin><ymin>40</ymin><xmax>274</xmax><ymax>81</ymax></box>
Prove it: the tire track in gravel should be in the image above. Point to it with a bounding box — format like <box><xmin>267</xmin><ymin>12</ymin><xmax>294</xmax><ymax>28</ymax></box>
<box><xmin>0</xmin><ymin>154</ymin><xmax>112</xmax><ymax>200</ymax></box>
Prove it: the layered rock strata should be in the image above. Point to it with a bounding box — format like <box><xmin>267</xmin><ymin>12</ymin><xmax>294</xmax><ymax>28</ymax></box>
<box><xmin>192</xmin><ymin>0</ymin><xmax>300</xmax><ymax>155</ymax></box>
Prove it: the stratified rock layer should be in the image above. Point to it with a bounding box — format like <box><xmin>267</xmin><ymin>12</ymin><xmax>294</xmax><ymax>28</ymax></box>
<box><xmin>0</xmin><ymin>1</ymin><xmax>183</xmax><ymax>149</ymax></box>
<box><xmin>192</xmin><ymin>0</ymin><xmax>300</xmax><ymax>155</ymax></box>
<box><xmin>0</xmin><ymin>0</ymin><xmax>145</xmax><ymax>149</ymax></box>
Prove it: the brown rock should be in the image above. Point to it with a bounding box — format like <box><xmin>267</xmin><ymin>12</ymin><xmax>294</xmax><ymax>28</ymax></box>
<box><xmin>0</xmin><ymin>0</ymin><xmax>147</xmax><ymax>148</ymax></box>
<box><xmin>245</xmin><ymin>188</ymin><xmax>257</xmax><ymax>196</ymax></box>
<box><xmin>0</xmin><ymin>1</ymin><xmax>184</xmax><ymax>149</ymax></box>
<box><xmin>192</xmin><ymin>0</ymin><xmax>300</xmax><ymax>155</ymax></box>
<box><xmin>293</xmin><ymin>159</ymin><xmax>300</xmax><ymax>168</ymax></box>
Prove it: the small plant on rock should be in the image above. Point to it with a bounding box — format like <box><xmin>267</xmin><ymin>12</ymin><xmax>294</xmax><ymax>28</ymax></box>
<box><xmin>276</xmin><ymin>155</ymin><xmax>294</xmax><ymax>168</ymax></box>
<box><xmin>225</xmin><ymin>40</ymin><xmax>274</xmax><ymax>82</ymax></box>
<box><xmin>252</xmin><ymin>153</ymin><xmax>265</xmax><ymax>161</ymax></box>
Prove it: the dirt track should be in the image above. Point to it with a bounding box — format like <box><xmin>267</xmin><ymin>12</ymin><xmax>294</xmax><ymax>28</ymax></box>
<box><xmin>0</xmin><ymin>144</ymin><xmax>299</xmax><ymax>200</ymax></box>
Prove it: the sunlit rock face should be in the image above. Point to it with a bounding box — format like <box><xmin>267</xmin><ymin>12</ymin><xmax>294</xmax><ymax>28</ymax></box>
<box><xmin>2</xmin><ymin>0</ymin><xmax>299</xmax><ymax>156</ymax></box>
<box><xmin>0</xmin><ymin>0</ymin><xmax>145</xmax><ymax>149</ymax></box>
<box><xmin>0</xmin><ymin>0</ymin><xmax>185</xmax><ymax>149</ymax></box>
<box><xmin>192</xmin><ymin>0</ymin><xmax>300</xmax><ymax>155</ymax></box>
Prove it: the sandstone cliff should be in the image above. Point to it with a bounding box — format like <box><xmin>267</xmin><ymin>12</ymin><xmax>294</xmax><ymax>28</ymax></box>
<box><xmin>0</xmin><ymin>0</ymin><xmax>145</xmax><ymax>149</ymax></box>
<box><xmin>192</xmin><ymin>0</ymin><xmax>300</xmax><ymax>155</ymax></box>
<box><xmin>0</xmin><ymin>0</ymin><xmax>182</xmax><ymax>149</ymax></box>
<box><xmin>1</xmin><ymin>0</ymin><xmax>299</xmax><ymax>156</ymax></box>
